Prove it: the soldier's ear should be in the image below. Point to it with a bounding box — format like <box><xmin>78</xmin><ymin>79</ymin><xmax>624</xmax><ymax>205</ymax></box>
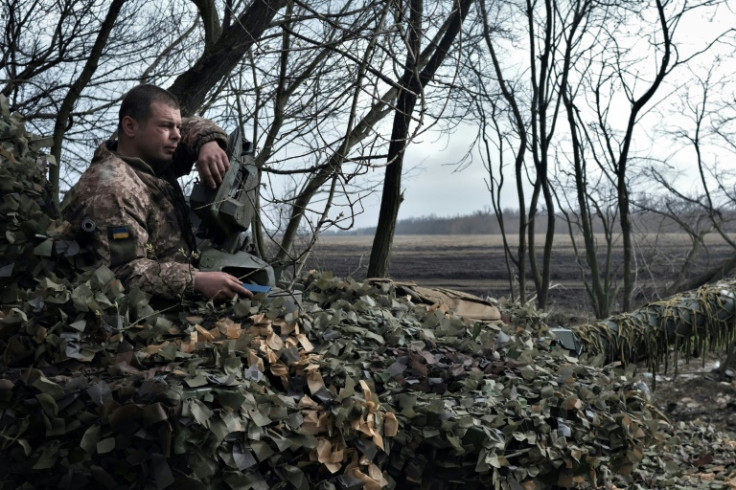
<box><xmin>120</xmin><ymin>115</ymin><xmax>139</xmax><ymax>138</ymax></box>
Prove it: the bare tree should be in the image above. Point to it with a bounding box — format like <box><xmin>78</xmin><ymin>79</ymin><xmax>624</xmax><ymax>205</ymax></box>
<box><xmin>368</xmin><ymin>0</ymin><xmax>476</xmax><ymax>278</ymax></box>
<box><xmin>599</xmin><ymin>0</ymin><xmax>672</xmax><ymax>311</ymax></box>
<box><xmin>473</xmin><ymin>0</ymin><xmax>595</xmax><ymax>309</ymax></box>
<box><xmin>468</xmin><ymin>57</ymin><xmax>527</xmax><ymax>301</ymax></box>
<box><xmin>251</xmin><ymin>1</ymin><xmax>401</xmax><ymax>276</ymax></box>
<box><xmin>636</xmin><ymin>60</ymin><xmax>736</xmax><ymax>295</ymax></box>
<box><xmin>48</xmin><ymin>0</ymin><xmax>129</xmax><ymax>207</ymax></box>
<box><xmin>469</xmin><ymin>0</ymin><xmax>733</xmax><ymax>315</ymax></box>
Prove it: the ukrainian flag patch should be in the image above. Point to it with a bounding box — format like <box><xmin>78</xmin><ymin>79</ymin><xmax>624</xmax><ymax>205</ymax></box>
<box><xmin>107</xmin><ymin>225</ymin><xmax>136</xmax><ymax>267</ymax></box>
<box><xmin>111</xmin><ymin>226</ymin><xmax>131</xmax><ymax>240</ymax></box>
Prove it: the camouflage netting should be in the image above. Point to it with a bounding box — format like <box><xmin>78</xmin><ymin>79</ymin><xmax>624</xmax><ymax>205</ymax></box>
<box><xmin>0</xmin><ymin>95</ymin><xmax>711</xmax><ymax>489</ymax></box>
<box><xmin>573</xmin><ymin>283</ymin><xmax>736</xmax><ymax>376</ymax></box>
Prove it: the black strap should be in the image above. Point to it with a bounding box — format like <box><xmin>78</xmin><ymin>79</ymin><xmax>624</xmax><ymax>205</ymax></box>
<box><xmin>160</xmin><ymin>169</ymin><xmax>198</xmax><ymax>257</ymax></box>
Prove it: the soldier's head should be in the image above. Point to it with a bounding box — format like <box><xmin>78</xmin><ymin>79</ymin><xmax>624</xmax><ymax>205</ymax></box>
<box><xmin>117</xmin><ymin>85</ymin><xmax>182</xmax><ymax>168</ymax></box>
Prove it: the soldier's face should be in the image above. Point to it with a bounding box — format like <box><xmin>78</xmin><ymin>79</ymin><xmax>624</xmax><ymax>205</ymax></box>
<box><xmin>134</xmin><ymin>101</ymin><xmax>182</xmax><ymax>166</ymax></box>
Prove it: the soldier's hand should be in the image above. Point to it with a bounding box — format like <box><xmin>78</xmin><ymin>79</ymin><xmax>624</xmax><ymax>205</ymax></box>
<box><xmin>193</xmin><ymin>271</ymin><xmax>253</xmax><ymax>300</ymax></box>
<box><xmin>196</xmin><ymin>141</ymin><xmax>229</xmax><ymax>189</ymax></box>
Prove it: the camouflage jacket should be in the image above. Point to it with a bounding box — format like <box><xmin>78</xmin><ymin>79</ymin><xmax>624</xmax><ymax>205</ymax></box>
<box><xmin>62</xmin><ymin>117</ymin><xmax>228</xmax><ymax>299</ymax></box>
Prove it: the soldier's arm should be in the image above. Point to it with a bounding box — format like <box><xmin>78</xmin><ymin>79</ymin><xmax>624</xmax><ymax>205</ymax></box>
<box><xmin>193</xmin><ymin>271</ymin><xmax>252</xmax><ymax>300</ymax></box>
<box><xmin>195</xmin><ymin>141</ymin><xmax>229</xmax><ymax>188</ymax></box>
<box><xmin>170</xmin><ymin>117</ymin><xmax>229</xmax><ymax>179</ymax></box>
<box><xmin>67</xmin><ymin>164</ymin><xmax>198</xmax><ymax>300</ymax></box>
<box><xmin>79</xmin><ymin>191</ymin><xmax>248</xmax><ymax>300</ymax></box>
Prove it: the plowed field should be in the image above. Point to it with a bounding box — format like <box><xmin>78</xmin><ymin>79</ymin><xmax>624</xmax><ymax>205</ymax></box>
<box><xmin>305</xmin><ymin>233</ymin><xmax>730</xmax><ymax>315</ymax></box>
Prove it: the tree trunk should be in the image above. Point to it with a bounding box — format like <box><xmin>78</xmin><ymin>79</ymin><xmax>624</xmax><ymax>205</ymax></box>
<box><xmin>565</xmin><ymin>99</ymin><xmax>608</xmax><ymax>318</ymax></box>
<box><xmin>367</xmin><ymin>0</ymin><xmax>475</xmax><ymax>278</ymax></box>
<box><xmin>672</xmin><ymin>254</ymin><xmax>736</xmax><ymax>294</ymax></box>
<box><xmin>273</xmin><ymin>89</ymin><xmax>397</xmax><ymax>271</ymax></box>
<box><xmin>168</xmin><ymin>0</ymin><xmax>286</xmax><ymax>116</ymax></box>
<box><xmin>479</xmin><ymin>0</ymin><xmax>528</xmax><ymax>303</ymax></box>
<box><xmin>49</xmin><ymin>0</ymin><xmax>128</xmax><ymax>206</ymax></box>
<box><xmin>276</xmin><ymin>0</ymin><xmax>474</xmax><ymax>275</ymax></box>
<box><xmin>367</xmin><ymin>0</ymin><xmax>423</xmax><ymax>278</ymax></box>
<box><xmin>617</xmin><ymin>0</ymin><xmax>670</xmax><ymax>311</ymax></box>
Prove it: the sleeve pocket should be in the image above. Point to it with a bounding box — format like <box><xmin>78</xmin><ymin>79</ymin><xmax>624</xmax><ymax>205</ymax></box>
<box><xmin>107</xmin><ymin>225</ymin><xmax>137</xmax><ymax>267</ymax></box>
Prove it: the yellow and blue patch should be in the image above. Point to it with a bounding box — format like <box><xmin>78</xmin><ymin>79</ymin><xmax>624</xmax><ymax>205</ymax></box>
<box><xmin>107</xmin><ymin>225</ymin><xmax>136</xmax><ymax>267</ymax></box>
<box><xmin>111</xmin><ymin>226</ymin><xmax>130</xmax><ymax>240</ymax></box>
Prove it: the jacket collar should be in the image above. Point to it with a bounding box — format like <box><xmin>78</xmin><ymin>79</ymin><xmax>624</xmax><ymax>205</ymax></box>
<box><xmin>93</xmin><ymin>140</ymin><xmax>170</xmax><ymax>176</ymax></box>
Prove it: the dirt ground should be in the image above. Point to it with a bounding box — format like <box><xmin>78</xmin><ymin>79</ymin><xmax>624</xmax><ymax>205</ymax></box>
<box><xmin>304</xmin><ymin>233</ymin><xmax>736</xmax><ymax>433</ymax></box>
<box><xmin>649</xmin><ymin>356</ymin><xmax>736</xmax><ymax>433</ymax></box>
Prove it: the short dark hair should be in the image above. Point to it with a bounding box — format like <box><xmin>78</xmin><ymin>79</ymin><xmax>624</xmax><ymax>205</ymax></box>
<box><xmin>118</xmin><ymin>84</ymin><xmax>180</xmax><ymax>132</ymax></box>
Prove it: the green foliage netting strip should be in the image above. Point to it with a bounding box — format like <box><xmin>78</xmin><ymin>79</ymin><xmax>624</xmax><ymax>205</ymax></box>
<box><xmin>572</xmin><ymin>282</ymin><xmax>736</xmax><ymax>373</ymax></box>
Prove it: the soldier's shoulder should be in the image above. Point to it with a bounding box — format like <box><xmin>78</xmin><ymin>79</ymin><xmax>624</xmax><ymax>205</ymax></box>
<box><xmin>85</xmin><ymin>152</ymin><xmax>139</xmax><ymax>182</ymax></box>
<box><xmin>71</xmin><ymin>155</ymin><xmax>142</xmax><ymax>203</ymax></box>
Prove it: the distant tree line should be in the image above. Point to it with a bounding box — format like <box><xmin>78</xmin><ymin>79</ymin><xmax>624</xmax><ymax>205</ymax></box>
<box><xmin>340</xmin><ymin>206</ymin><xmax>736</xmax><ymax>236</ymax></box>
<box><xmin>341</xmin><ymin>210</ymin><xmax>502</xmax><ymax>235</ymax></box>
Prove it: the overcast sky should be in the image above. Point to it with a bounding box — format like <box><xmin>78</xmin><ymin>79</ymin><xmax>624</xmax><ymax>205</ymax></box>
<box><xmin>351</xmin><ymin>126</ymin><xmax>489</xmax><ymax>229</ymax></box>
<box><xmin>348</xmin><ymin>5</ymin><xmax>736</xmax><ymax>231</ymax></box>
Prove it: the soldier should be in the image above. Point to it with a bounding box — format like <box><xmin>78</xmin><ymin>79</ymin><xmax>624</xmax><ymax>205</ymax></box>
<box><xmin>63</xmin><ymin>84</ymin><xmax>252</xmax><ymax>301</ymax></box>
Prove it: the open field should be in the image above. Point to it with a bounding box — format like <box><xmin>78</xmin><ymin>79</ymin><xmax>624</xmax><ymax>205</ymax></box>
<box><xmin>304</xmin><ymin>233</ymin><xmax>735</xmax><ymax>317</ymax></box>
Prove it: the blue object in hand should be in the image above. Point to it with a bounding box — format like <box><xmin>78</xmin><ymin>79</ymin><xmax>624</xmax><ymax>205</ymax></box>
<box><xmin>243</xmin><ymin>283</ymin><xmax>271</xmax><ymax>294</ymax></box>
